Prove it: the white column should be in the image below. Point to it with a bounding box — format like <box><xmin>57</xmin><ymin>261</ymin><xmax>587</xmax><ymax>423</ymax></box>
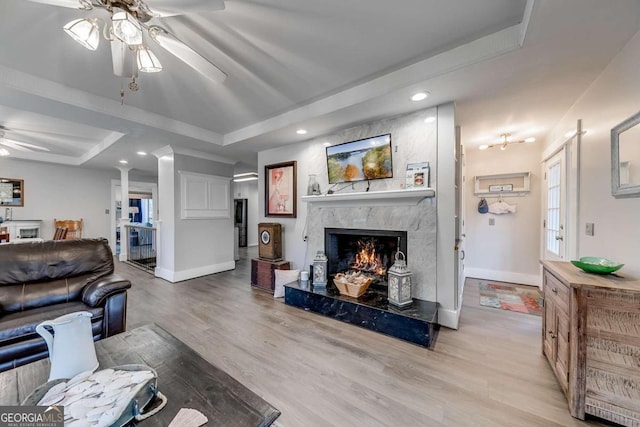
<box><xmin>118</xmin><ymin>167</ymin><xmax>131</xmax><ymax>262</ymax></box>
<box><xmin>152</xmin><ymin>146</ymin><xmax>175</xmax><ymax>280</ymax></box>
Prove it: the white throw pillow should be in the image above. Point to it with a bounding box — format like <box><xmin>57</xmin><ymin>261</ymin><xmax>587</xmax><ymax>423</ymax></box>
<box><xmin>274</xmin><ymin>269</ymin><xmax>300</xmax><ymax>298</ymax></box>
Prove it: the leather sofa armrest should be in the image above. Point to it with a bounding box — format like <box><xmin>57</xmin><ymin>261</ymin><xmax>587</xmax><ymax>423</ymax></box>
<box><xmin>82</xmin><ymin>274</ymin><xmax>132</xmax><ymax>307</ymax></box>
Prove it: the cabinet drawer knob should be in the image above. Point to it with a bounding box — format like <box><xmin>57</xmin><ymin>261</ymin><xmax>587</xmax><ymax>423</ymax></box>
<box><xmin>550</xmin><ymin>333</ymin><xmax>557</xmax><ymax>339</ymax></box>
<box><xmin>552</xmin><ymin>288</ymin><xmax>558</xmax><ymax>294</ymax></box>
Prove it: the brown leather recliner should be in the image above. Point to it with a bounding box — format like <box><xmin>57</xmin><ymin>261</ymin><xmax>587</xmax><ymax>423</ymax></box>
<box><xmin>0</xmin><ymin>238</ymin><xmax>131</xmax><ymax>372</ymax></box>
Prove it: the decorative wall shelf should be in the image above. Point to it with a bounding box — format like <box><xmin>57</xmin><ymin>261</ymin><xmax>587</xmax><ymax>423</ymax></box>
<box><xmin>474</xmin><ymin>172</ymin><xmax>530</xmax><ymax>197</ymax></box>
<box><xmin>301</xmin><ymin>187</ymin><xmax>435</xmax><ymax>207</ymax></box>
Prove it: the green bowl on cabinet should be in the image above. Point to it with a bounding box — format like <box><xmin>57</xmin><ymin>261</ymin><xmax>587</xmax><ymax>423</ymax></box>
<box><xmin>570</xmin><ymin>257</ymin><xmax>624</xmax><ymax>275</ymax></box>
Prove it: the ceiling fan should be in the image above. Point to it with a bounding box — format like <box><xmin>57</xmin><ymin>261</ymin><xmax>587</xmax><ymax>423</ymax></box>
<box><xmin>26</xmin><ymin>0</ymin><xmax>227</xmax><ymax>93</ymax></box>
<box><xmin>0</xmin><ymin>126</ymin><xmax>51</xmax><ymax>156</ymax></box>
<box><xmin>479</xmin><ymin>133</ymin><xmax>536</xmax><ymax>151</ymax></box>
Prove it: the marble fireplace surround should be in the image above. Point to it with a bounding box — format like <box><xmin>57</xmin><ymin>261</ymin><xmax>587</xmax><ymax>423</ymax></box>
<box><xmin>303</xmin><ymin>189</ymin><xmax>436</xmax><ymax>301</ymax></box>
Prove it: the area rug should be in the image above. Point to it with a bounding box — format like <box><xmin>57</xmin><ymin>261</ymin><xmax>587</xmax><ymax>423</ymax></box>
<box><xmin>479</xmin><ymin>282</ymin><xmax>542</xmax><ymax>316</ymax></box>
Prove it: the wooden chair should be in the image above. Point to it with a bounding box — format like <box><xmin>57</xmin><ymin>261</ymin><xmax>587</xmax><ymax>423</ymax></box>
<box><xmin>52</xmin><ymin>226</ymin><xmax>68</xmax><ymax>240</ymax></box>
<box><xmin>53</xmin><ymin>219</ymin><xmax>83</xmax><ymax>239</ymax></box>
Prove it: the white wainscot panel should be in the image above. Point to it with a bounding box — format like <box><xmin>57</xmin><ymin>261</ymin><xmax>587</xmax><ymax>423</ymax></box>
<box><xmin>179</xmin><ymin>171</ymin><xmax>230</xmax><ymax>219</ymax></box>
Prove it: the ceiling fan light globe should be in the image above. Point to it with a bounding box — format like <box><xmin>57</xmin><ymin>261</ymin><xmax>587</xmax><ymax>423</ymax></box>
<box><xmin>112</xmin><ymin>10</ymin><xmax>143</xmax><ymax>45</ymax></box>
<box><xmin>63</xmin><ymin>18</ymin><xmax>100</xmax><ymax>51</ymax></box>
<box><xmin>137</xmin><ymin>46</ymin><xmax>163</xmax><ymax>73</ymax></box>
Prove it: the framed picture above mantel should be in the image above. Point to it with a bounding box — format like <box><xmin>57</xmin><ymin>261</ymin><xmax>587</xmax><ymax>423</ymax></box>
<box><xmin>0</xmin><ymin>178</ymin><xmax>24</xmax><ymax>207</ymax></box>
<box><xmin>265</xmin><ymin>161</ymin><xmax>297</xmax><ymax>218</ymax></box>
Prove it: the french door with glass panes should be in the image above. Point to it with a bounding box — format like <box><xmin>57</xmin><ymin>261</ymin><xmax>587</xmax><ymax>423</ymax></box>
<box><xmin>544</xmin><ymin>149</ymin><xmax>566</xmax><ymax>261</ymax></box>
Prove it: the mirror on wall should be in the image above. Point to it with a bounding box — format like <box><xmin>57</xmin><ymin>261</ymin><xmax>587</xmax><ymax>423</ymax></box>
<box><xmin>612</xmin><ymin>111</ymin><xmax>640</xmax><ymax>198</ymax></box>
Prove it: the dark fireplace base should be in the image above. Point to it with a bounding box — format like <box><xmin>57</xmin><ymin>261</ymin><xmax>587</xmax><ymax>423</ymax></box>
<box><xmin>284</xmin><ymin>282</ymin><xmax>438</xmax><ymax>348</ymax></box>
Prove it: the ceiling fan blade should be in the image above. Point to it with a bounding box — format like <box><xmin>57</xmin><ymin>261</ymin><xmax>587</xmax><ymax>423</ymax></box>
<box><xmin>26</xmin><ymin>0</ymin><xmax>88</xmax><ymax>9</ymax></box>
<box><xmin>148</xmin><ymin>26</ymin><xmax>227</xmax><ymax>84</ymax></box>
<box><xmin>1</xmin><ymin>139</ymin><xmax>50</xmax><ymax>152</ymax></box>
<box><xmin>146</xmin><ymin>0</ymin><xmax>225</xmax><ymax>17</ymax></box>
<box><xmin>111</xmin><ymin>39</ymin><xmax>138</xmax><ymax>78</ymax></box>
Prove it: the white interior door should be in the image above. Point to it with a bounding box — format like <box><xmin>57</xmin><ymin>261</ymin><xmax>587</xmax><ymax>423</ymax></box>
<box><xmin>544</xmin><ymin>149</ymin><xmax>566</xmax><ymax>261</ymax></box>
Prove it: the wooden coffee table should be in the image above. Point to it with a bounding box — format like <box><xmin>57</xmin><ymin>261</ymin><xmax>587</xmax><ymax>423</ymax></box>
<box><xmin>0</xmin><ymin>324</ymin><xmax>280</xmax><ymax>426</ymax></box>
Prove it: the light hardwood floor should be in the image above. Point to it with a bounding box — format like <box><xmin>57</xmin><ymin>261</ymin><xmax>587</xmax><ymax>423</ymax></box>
<box><xmin>119</xmin><ymin>248</ymin><xmax>610</xmax><ymax>427</ymax></box>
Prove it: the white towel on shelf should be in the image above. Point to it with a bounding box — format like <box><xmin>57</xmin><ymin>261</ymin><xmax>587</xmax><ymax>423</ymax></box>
<box><xmin>488</xmin><ymin>200</ymin><xmax>516</xmax><ymax>214</ymax></box>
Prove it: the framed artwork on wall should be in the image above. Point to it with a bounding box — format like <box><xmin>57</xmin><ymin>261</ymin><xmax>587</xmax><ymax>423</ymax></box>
<box><xmin>265</xmin><ymin>161</ymin><xmax>297</xmax><ymax>218</ymax></box>
<box><xmin>0</xmin><ymin>178</ymin><xmax>24</xmax><ymax>207</ymax></box>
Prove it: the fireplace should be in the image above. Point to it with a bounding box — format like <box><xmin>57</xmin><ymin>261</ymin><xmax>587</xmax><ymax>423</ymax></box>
<box><xmin>324</xmin><ymin>228</ymin><xmax>407</xmax><ymax>289</ymax></box>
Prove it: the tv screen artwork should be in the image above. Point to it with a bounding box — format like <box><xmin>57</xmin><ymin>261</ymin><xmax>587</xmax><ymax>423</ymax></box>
<box><xmin>326</xmin><ymin>134</ymin><xmax>393</xmax><ymax>184</ymax></box>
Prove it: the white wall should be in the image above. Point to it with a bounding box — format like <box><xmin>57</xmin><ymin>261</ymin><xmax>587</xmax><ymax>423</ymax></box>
<box><xmin>544</xmin><ymin>30</ymin><xmax>640</xmax><ymax>278</ymax></box>
<box><xmin>172</xmin><ymin>153</ymin><xmax>235</xmax><ymax>279</ymax></box>
<box><xmin>0</xmin><ymin>158</ymin><xmax>118</xmax><ymax>240</ymax></box>
<box><xmin>232</xmin><ymin>180</ymin><xmax>259</xmax><ymax>246</ymax></box>
<box><xmin>464</xmin><ymin>143</ymin><xmax>542</xmax><ymax>285</ymax></box>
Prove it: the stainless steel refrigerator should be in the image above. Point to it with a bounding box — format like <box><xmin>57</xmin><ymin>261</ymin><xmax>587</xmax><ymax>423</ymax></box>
<box><xmin>234</xmin><ymin>199</ymin><xmax>248</xmax><ymax>247</ymax></box>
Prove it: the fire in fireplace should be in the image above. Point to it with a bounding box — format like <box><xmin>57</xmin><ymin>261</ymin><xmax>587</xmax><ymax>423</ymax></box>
<box><xmin>351</xmin><ymin>239</ymin><xmax>387</xmax><ymax>276</ymax></box>
<box><xmin>325</xmin><ymin>228</ymin><xmax>407</xmax><ymax>287</ymax></box>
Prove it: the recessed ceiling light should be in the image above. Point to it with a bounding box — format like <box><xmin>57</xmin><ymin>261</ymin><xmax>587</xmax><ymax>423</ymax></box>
<box><xmin>119</xmin><ymin>160</ymin><xmax>128</xmax><ymax>164</ymax></box>
<box><xmin>424</xmin><ymin>116</ymin><xmax>436</xmax><ymax>123</ymax></box>
<box><xmin>137</xmin><ymin>151</ymin><xmax>147</xmax><ymax>156</ymax></box>
<box><xmin>296</xmin><ymin>129</ymin><xmax>308</xmax><ymax>135</ymax></box>
<box><xmin>479</xmin><ymin>144</ymin><xmax>489</xmax><ymax>150</ymax></box>
<box><xmin>411</xmin><ymin>92</ymin><xmax>429</xmax><ymax>102</ymax></box>
<box><xmin>524</xmin><ymin>137</ymin><xmax>536</xmax><ymax>143</ymax></box>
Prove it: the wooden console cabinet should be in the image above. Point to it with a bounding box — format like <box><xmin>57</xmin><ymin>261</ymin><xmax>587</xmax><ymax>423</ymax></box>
<box><xmin>541</xmin><ymin>260</ymin><xmax>640</xmax><ymax>425</ymax></box>
<box><xmin>251</xmin><ymin>258</ymin><xmax>290</xmax><ymax>293</ymax></box>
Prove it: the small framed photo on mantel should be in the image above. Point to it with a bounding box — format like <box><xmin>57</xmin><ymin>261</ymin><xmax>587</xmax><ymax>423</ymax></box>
<box><xmin>405</xmin><ymin>162</ymin><xmax>430</xmax><ymax>189</ymax></box>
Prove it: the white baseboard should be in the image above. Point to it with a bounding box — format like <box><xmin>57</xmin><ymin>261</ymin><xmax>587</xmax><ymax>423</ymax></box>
<box><xmin>465</xmin><ymin>268</ymin><xmax>541</xmax><ymax>287</ymax></box>
<box><xmin>155</xmin><ymin>261</ymin><xmax>236</xmax><ymax>283</ymax></box>
<box><xmin>438</xmin><ymin>307</ymin><xmax>460</xmax><ymax>330</ymax></box>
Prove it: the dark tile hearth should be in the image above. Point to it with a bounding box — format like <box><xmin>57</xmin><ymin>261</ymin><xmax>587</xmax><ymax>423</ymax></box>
<box><xmin>284</xmin><ymin>282</ymin><xmax>437</xmax><ymax>347</ymax></box>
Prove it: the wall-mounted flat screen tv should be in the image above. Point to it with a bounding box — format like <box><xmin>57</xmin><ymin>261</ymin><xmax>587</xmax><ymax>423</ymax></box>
<box><xmin>326</xmin><ymin>134</ymin><xmax>393</xmax><ymax>184</ymax></box>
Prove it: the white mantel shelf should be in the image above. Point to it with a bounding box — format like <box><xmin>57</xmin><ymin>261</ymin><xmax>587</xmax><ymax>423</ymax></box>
<box><xmin>301</xmin><ymin>188</ymin><xmax>435</xmax><ymax>207</ymax></box>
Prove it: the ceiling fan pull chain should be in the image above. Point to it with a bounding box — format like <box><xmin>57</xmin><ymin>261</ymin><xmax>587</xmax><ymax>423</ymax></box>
<box><xmin>129</xmin><ymin>77</ymin><xmax>139</xmax><ymax>92</ymax></box>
